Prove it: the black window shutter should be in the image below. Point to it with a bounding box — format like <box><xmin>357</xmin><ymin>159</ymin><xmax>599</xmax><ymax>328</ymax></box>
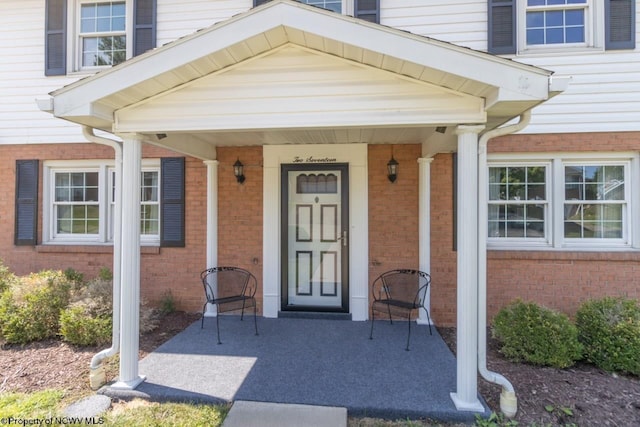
<box><xmin>133</xmin><ymin>0</ymin><xmax>157</xmax><ymax>56</ymax></box>
<box><xmin>15</xmin><ymin>160</ymin><xmax>39</xmax><ymax>246</ymax></box>
<box><xmin>355</xmin><ymin>0</ymin><xmax>379</xmax><ymax>24</ymax></box>
<box><xmin>488</xmin><ymin>0</ymin><xmax>516</xmax><ymax>54</ymax></box>
<box><xmin>45</xmin><ymin>0</ymin><xmax>67</xmax><ymax>76</ymax></box>
<box><xmin>605</xmin><ymin>0</ymin><xmax>636</xmax><ymax>50</ymax></box>
<box><xmin>160</xmin><ymin>157</ymin><xmax>185</xmax><ymax>247</ymax></box>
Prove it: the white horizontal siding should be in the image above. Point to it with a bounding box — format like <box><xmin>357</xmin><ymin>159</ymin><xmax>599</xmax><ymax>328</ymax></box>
<box><xmin>517</xmin><ymin>49</ymin><xmax>640</xmax><ymax>134</ymax></box>
<box><xmin>0</xmin><ymin>0</ymin><xmax>87</xmax><ymax>145</ymax></box>
<box><xmin>2</xmin><ymin>0</ymin><xmax>640</xmax><ymax>145</ymax></box>
<box><xmin>157</xmin><ymin>0</ymin><xmax>252</xmax><ymax>46</ymax></box>
<box><xmin>380</xmin><ymin>0</ymin><xmax>488</xmax><ymax>51</ymax></box>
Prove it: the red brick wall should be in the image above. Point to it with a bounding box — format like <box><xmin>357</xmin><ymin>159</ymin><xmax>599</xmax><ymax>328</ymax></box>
<box><xmin>429</xmin><ymin>153</ymin><xmax>458</xmax><ymax>325</ymax></box>
<box><xmin>368</xmin><ymin>145</ymin><xmax>420</xmax><ymax>273</ymax></box>
<box><xmin>216</xmin><ymin>146</ymin><xmax>264</xmax><ymax>313</ymax></box>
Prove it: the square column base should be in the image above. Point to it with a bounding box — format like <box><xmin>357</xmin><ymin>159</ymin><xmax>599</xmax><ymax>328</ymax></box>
<box><xmin>450</xmin><ymin>392</ymin><xmax>484</xmax><ymax>412</ymax></box>
<box><xmin>110</xmin><ymin>375</ymin><xmax>146</xmax><ymax>390</ymax></box>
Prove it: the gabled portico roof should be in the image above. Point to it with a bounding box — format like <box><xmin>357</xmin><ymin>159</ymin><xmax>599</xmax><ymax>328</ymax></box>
<box><xmin>44</xmin><ymin>0</ymin><xmax>566</xmax><ymax>159</ymax></box>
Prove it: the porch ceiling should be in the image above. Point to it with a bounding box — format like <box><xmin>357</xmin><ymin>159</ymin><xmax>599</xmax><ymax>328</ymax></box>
<box><xmin>44</xmin><ymin>0</ymin><xmax>563</xmax><ymax>160</ymax></box>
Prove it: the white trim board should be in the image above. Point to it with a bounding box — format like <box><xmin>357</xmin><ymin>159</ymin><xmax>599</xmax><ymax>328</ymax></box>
<box><xmin>263</xmin><ymin>144</ymin><xmax>369</xmax><ymax>320</ymax></box>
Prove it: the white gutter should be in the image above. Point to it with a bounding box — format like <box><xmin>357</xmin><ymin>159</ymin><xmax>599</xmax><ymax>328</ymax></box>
<box><xmin>477</xmin><ymin>110</ymin><xmax>531</xmax><ymax>418</ymax></box>
<box><xmin>82</xmin><ymin>126</ymin><xmax>123</xmax><ymax>390</ymax></box>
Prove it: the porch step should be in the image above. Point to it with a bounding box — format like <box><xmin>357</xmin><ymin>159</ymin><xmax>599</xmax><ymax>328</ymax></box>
<box><xmin>222</xmin><ymin>401</ymin><xmax>347</xmax><ymax>427</ymax></box>
<box><xmin>278</xmin><ymin>311</ymin><xmax>352</xmax><ymax>320</ymax></box>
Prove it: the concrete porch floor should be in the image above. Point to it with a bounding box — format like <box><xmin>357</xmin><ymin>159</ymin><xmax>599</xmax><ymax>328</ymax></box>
<box><xmin>104</xmin><ymin>316</ymin><xmax>489</xmax><ymax>423</ymax></box>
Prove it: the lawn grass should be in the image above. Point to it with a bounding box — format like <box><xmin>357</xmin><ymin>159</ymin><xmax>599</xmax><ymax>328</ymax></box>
<box><xmin>0</xmin><ymin>389</ymin><xmax>64</xmax><ymax>418</ymax></box>
<box><xmin>0</xmin><ymin>391</ymin><xmax>229</xmax><ymax>426</ymax></box>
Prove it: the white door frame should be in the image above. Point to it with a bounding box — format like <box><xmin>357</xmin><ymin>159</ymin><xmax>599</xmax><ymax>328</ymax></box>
<box><xmin>263</xmin><ymin>144</ymin><xmax>369</xmax><ymax>320</ymax></box>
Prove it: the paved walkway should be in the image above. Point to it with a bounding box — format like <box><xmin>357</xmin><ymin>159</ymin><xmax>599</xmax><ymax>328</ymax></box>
<box><xmin>103</xmin><ymin>317</ymin><xmax>489</xmax><ymax>423</ymax></box>
<box><xmin>222</xmin><ymin>401</ymin><xmax>347</xmax><ymax>427</ymax></box>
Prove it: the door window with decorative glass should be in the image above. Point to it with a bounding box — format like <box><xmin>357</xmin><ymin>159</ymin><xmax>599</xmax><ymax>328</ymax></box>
<box><xmin>488</xmin><ymin>165</ymin><xmax>548</xmax><ymax>239</ymax></box>
<box><xmin>79</xmin><ymin>1</ymin><xmax>126</xmax><ymax>67</ymax></box>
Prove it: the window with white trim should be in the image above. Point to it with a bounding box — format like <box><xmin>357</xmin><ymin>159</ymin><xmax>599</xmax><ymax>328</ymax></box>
<box><xmin>488</xmin><ymin>154</ymin><xmax>634</xmax><ymax>249</ymax></box>
<box><xmin>45</xmin><ymin>0</ymin><xmax>156</xmax><ymax>76</ymax></box>
<box><xmin>44</xmin><ymin>160</ymin><xmax>160</xmax><ymax>245</ymax></box>
<box><xmin>253</xmin><ymin>0</ymin><xmax>380</xmax><ymax>23</ymax></box>
<box><xmin>54</xmin><ymin>171</ymin><xmax>100</xmax><ymax>235</ymax></box>
<box><xmin>525</xmin><ymin>0</ymin><xmax>588</xmax><ymax>46</ymax></box>
<box><xmin>79</xmin><ymin>1</ymin><xmax>126</xmax><ymax>67</ymax></box>
<box><xmin>301</xmin><ymin>0</ymin><xmax>343</xmax><ymax>13</ymax></box>
<box><xmin>489</xmin><ymin>0</ymin><xmax>635</xmax><ymax>54</ymax></box>
<box><xmin>108</xmin><ymin>168</ymin><xmax>160</xmax><ymax>244</ymax></box>
<box><xmin>563</xmin><ymin>164</ymin><xmax>625</xmax><ymax>239</ymax></box>
<box><xmin>488</xmin><ymin>165</ymin><xmax>549</xmax><ymax>240</ymax></box>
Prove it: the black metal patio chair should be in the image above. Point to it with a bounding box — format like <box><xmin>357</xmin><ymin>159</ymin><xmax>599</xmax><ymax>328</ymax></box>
<box><xmin>200</xmin><ymin>266</ymin><xmax>259</xmax><ymax>344</ymax></box>
<box><xmin>369</xmin><ymin>269</ymin><xmax>432</xmax><ymax>351</ymax></box>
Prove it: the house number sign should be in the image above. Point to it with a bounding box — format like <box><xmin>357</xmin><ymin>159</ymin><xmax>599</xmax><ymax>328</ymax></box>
<box><xmin>292</xmin><ymin>156</ymin><xmax>337</xmax><ymax>163</ymax></box>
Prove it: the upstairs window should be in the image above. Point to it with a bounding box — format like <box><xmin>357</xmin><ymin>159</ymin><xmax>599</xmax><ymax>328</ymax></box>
<box><xmin>79</xmin><ymin>1</ymin><xmax>127</xmax><ymax>67</ymax></box>
<box><xmin>525</xmin><ymin>0</ymin><xmax>587</xmax><ymax>46</ymax></box>
<box><xmin>45</xmin><ymin>0</ymin><xmax>156</xmax><ymax>76</ymax></box>
<box><xmin>302</xmin><ymin>0</ymin><xmax>342</xmax><ymax>13</ymax></box>
<box><xmin>253</xmin><ymin>0</ymin><xmax>379</xmax><ymax>23</ymax></box>
<box><xmin>488</xmin><ymin>0</ymin><xmax>635</xmax><ymax>54</ymax></box>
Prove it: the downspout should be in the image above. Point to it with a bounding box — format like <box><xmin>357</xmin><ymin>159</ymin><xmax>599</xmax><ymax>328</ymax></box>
<box><xmin>82</xmin><ymin>126</ymin><xmax>123</xmax><ymax>390</ymax></box>
<box><xmin>478</xmin><ymin>110</ymin><xmax>531</xmax><ymax>418</ymax></box>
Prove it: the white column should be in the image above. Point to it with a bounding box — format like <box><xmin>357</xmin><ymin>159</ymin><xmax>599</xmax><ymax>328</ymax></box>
<box><xmin>204</xmin><ymin>160</ymin><xmax>219</xmax><ymax>317</ymax></box>
<box><xmin>112</xmin><ymin>135</ymin><xmax>145</xmax><ymax>390</ymax></box>
<box><xmin>262</xmin><ymin>161</ymin><xmax>280</xmax><ymax>318</ymax></box>
<box><xmin>450</xmin><ymin>125</ymin><xmax>484</xmax><ymax>412</ymax></box>
<box><xmin>350</xmin><ymin>160</ymin><xmax>369</xmax><ymax>321</ymax></box>
<box><xmin>417</xmin><ymin>157</ymin><xmax>433</xmax><ymax>325</ymax></box>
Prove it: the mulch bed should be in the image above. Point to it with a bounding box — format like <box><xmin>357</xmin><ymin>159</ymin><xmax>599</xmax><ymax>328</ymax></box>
<box><xmin>438</xmin><ymin>327</ymin><xmax>640</xmax><ymax>426</ymax></box>
<box><xmin>0</xmin><ymin>312</ymin><xmax>199</xmax><ymax>398</ymax></box>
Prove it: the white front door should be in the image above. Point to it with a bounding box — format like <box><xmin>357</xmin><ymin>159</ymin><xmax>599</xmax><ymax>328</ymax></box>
<box><xmin>282</xmin><ymin>164</ymin><xmax>349</xmax><ymax>312</ymax></box>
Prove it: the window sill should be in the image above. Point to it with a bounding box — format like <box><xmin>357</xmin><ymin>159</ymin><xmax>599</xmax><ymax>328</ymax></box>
<box><xmin>514</xmin><ymin>46</ymin><xmax>603</xmax><ymax>58</ymax></box>
<box><xmin>488</xmin><ymin>249</ymin><xmax>640</xmax><ymax>262</ymax></box>
<box><xmin>36</xmin><ymin>244</ymin><xmax>160</xmax><ymax>255</ymax></box>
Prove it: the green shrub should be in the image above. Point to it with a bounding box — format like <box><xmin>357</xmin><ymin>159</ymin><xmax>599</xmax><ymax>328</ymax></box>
<box><xmin>492</xmin><ymin>300</ymin><xmax>583</xmax><ymax>368</ymax></box>
<box><xmin>576</xmin><ymin>296</ymin><xmax>640</xmax><ymax>375</ymax></box>
<box><xmin>159</xmin><ymin>290</ymin><xmax>176</xmax><ymax>314</ymax></box>
<box><xmin>0</xmin><ymin>270</ymin><xmax>72</xmax><ymax>344</ymax></box>
<box><xmin>63</xmin><ymin>267</ymin><xmax>85</xmax><ymax>289</ymax></box>
<box><xmin>98</xmin><ymin>267</ymin><xmax>113</xmax><ymax>282</ymax></box>
<box><xmin>0</xmin><ymin>259</ymin><xmax>16</xmax><ymax>294</ymax></box>
<box><xmin>60</xmin><ymin>305</ymin><xmax>112</xmax><ymax>346</ymax></box>
<box><xmin>60</xmin><ymin>275</ymin><xmax>114</xmax><ymax>346</ymax></box>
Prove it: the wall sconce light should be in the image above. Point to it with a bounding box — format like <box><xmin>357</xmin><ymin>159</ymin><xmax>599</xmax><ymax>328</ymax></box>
<box><xmin>387</xmin><ymin>156</ymin><xmax>398</xmax><ymax>183</ymax></box>
<box><xmin>233</xmin><ymin>158</ymin><xmax>246</xmax><ymax>184</ymax></box>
